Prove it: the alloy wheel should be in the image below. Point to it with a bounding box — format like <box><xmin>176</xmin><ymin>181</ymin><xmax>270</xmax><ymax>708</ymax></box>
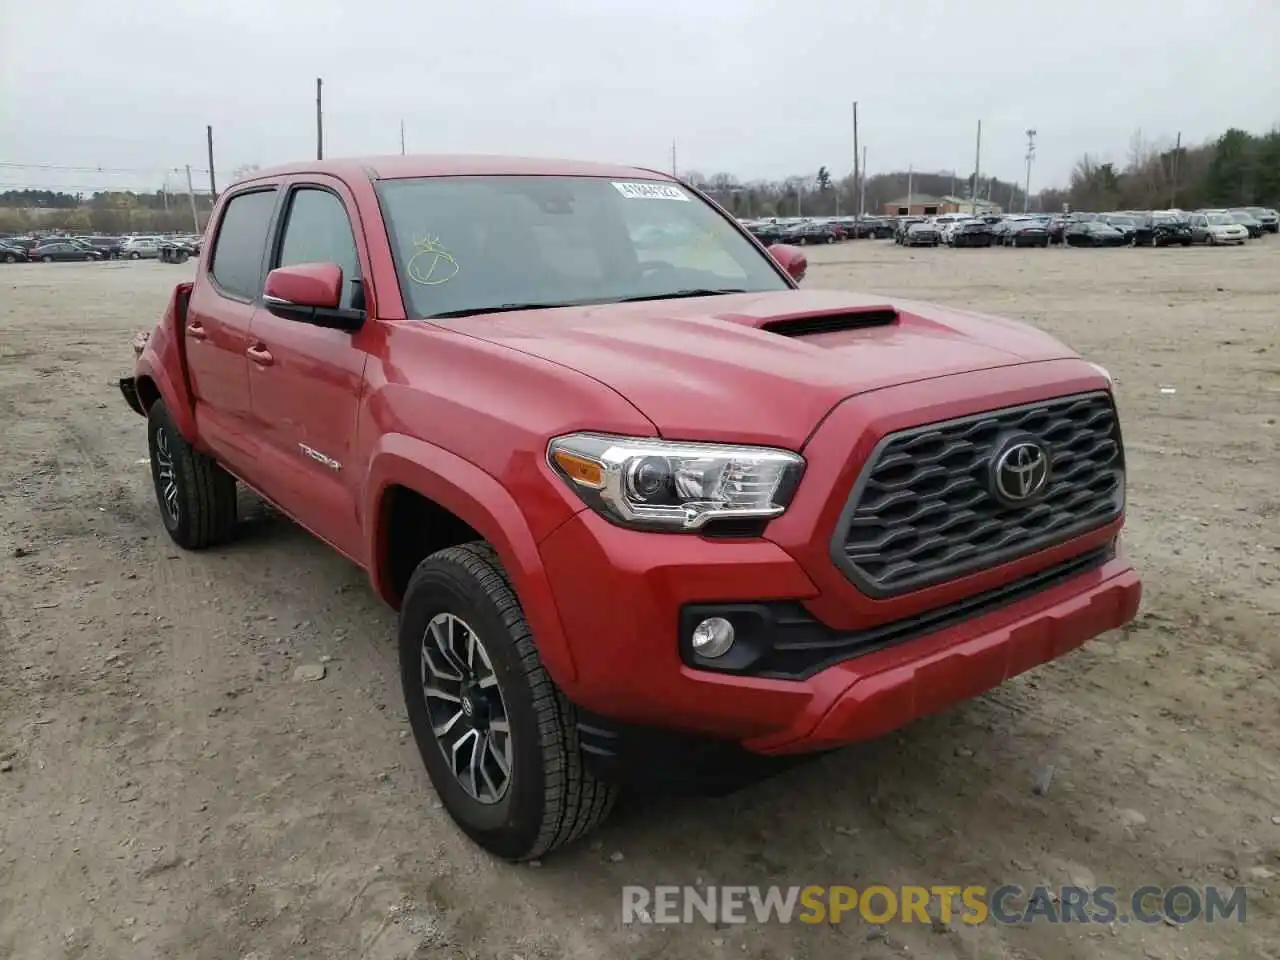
<box><xmin>421</xmin><ymin>612</ymin><xmax>513</xmax><ymax>804</ymax></box>
<box><xmin>153</xmin><ymin>426</ymin><xmax>180</xmax><ymax>524</ymax></box>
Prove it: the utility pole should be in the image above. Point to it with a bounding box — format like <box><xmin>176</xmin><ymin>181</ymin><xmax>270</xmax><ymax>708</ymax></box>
<box><xmin>851</xmin><ymin>101</ymin><xmax>860</xmax><ymax>222</ymax></box>
<box><xmin>907</xmin><ymin>164</ymin><xmax>914</xmax><ymax>208</ymax></box>
<box><xmin>316</xmin><ymin>78</ymin><xmax>324</xmax><ymax>160</ymax></box>
<box><xmin>1023</xmin><ymin>128</ymin><xmax>1037</xmax><ymax>213</ymax></box>
<box><xmin>206</xmin><ymin>125</ymin><xmax>217</xmax><ymax>199</ymax></box>
<box><xmin>950</xmin><ymin>171</ymin><xmax>956</xmax><ymax>198</ymax></box>
<box><xmin>400</xmin><ymin>120</ymin><xmax>406</xmax><ymax>156</ymax></box>
<box><xmin>184</xmin><ymin>165</ymin><xmax>200</xmax><ymax>232</ymax></box>
<box><xmin>971</xmin><ymin>120</ymin><xmax>982</xmax><ymax>216</ymax></box>
<box><xmin>859</xmin><ymin>146</ymin><xmax>868</xmax><ymax>219</ymax></box>
<box><xmin>1169</xmin><ymin>130</ymin><xmax>1182</xmax><ymax>208</ymax></box>
<box><xmin>671</xmin><ymin>139</ymin><xmax>677</xmax><ymax>177</ymax></box>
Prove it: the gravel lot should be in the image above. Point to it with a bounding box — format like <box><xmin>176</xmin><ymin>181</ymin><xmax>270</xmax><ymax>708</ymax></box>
<box><xmin>1</xmin><ymin>242</ymin><xmax>1277</xmax><ymax>960</ymax></box>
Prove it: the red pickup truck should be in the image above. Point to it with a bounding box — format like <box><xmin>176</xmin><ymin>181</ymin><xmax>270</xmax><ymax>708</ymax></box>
<box><xmin>120</xmin><ymin>155</ymin><xmax>1141</xmax><ymax>861</ymax></box>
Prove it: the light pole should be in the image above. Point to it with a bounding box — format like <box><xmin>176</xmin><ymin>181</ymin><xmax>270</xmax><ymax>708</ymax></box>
<box><xmin>1024</xmin><ymin>129</ymin><xmax>1037</xmax><ymax>213</ymax></box>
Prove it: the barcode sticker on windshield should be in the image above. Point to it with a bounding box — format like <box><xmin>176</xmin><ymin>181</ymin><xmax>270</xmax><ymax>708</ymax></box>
<box><xmin>612</xmin><ymin>181</ymin><xmax>690</xmax><ymax>201</ymax></box>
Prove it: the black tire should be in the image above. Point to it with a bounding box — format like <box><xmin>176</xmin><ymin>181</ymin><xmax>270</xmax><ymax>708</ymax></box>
<box><xmin>146</xmin><ymin>400</ymin><xmax>237</xmax><ymax>549</ymax></box>
<box><xmin>42</xmin><ymin>255</ymin><xmax>53</xmax><ymax>263</ymax></box>
<box><xmin>129</xmin><ymin>251</ymin><xmax>141</xmax><ymax>260</ymax></box>
<box><xmin>399</xmin><ymin>542</ymin><xmax>617</xmax><ymax>861</ymax></box>
<box><xmin>83</xmin><ymin>253</ymin><xmax>94</xmax><ymax>261</ymax></box>
<box><xmin>1181</xmin><ymin>240</ymin><xmax>1191</xmax><ymax>247</ymax></box>
<box><xmin>3</xmin><ymin>253</ymin><xmax>14</xmax><ymax>264</ymax></box>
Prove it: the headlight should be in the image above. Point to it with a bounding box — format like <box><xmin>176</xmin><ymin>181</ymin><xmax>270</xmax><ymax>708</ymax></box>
<box><xmin>547</xmin><ymin>433</ymin><xmax>805</xmax><ymax>531</ymax></box>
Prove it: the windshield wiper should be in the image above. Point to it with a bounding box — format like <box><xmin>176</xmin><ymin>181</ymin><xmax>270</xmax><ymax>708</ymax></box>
<box><xmin>613</xmin><ymin>288</ymin><xmax>748</xmax><ymax>304</ymax></box>
<box><xmin>427</xmin><ymin>302</ymin><xmax>577</xmax><ymax>319</ymax></box>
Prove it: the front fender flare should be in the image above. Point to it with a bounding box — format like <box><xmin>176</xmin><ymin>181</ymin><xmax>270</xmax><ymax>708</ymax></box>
<box><xmin>364</xmin><ymin>434</ymin><xmax>578</xmax><ymax>686</ymax></box>
<box><xmin>135</xmin><ymin>342</ymin><xmax>197</xmax><ymax>442</ymax></box>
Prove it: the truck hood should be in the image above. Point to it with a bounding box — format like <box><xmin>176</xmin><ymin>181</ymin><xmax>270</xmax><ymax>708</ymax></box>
<box><xmin>429</xmin><ymin>289</ymin><xmax>1078</xmax><ymax>447</ymax></box>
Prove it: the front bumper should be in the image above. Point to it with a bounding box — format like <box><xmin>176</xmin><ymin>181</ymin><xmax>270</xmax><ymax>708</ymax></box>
<box><xmin>540</xmin><ymin>361</ymin><xmax>1141</xmax><ymax>756</ymax></box>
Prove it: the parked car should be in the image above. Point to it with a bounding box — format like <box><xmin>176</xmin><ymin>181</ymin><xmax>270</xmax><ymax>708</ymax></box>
<box><xmin>1099</xmin><ymin>214</ymin><xmax>1142</xmax><ymax>245</ymax></box>
<box><xmin>121</xmin><ymin>237</ymin><xmax>163</xmax><ymax>259</ymax></box>
<box><xmin>1188</xmin><ymin>212</ymin><xmax>1249</xmax><ymax>245</ymax></box>
<box><xmin>159</xmin><ymin>238</ymin><xmax>199</xmax><ymax>263</ymax></box>
<box><xmin>997</xmin><ymin>219</ymin><xmax>1050</xmax><ymax>248</ymax></box>
<box><xmin>950</xmin><ymin>220</ymin><xmax>996</xmax><ymax>248</ymax></box>
<box><xmin>0</xmin><ymin>241</ymin><xmax>30</xmax><ymax>263</ymax></box>
<box><xmin>1138</xmin><ymin>213</ymin><xmax>1192</xmax><ymax>247</ymax></box>
<box><xmin>900</xmin><ymin>221</ymin><xmax>940</xmax><ymax>247</ymax></box>
<box><xmin>1064</xmin><ymin>222</ymin><xmax>1127</xmax><ymax>247</ymax></box>
<box><xmin>1241</xmin><ymin>206</ymin><xmax>1278</xmax><ymax>234</ymax></box>
<box><xmin>119</xmin><ymin>153</ymin><xmax>1139</xmax><ymax>861</ymax></box>
<box><xmin>782</xmin><ymin>221</ymin><xmax>840</xmax><ymax>245</ymax></box>
<box><xmin>746</xmin><ymin>221</ymin><xmax>787</xmax><ymax>245</ymax></box>
<box><xmin>74</xmin><ymin>235</ymin><xmax>124</xmax><ymax>259</ymax></box>
<box><xmin>1225</xmin><ymin>209</ymin><xmax>1265</xmax><ymax>239</ymax></box>
<box><xmin>30</xmin><ymin>241</ymin><xmax>105</xmax><ymax>262</ymax></box>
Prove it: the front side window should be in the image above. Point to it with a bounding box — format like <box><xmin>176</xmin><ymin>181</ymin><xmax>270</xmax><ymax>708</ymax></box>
<box><xmin>209</xmin><ymin>188</ymin><xmax>278</xmax><ymax>300</ymax></box>
<box><xmin>376</xmin><ymin>175</ymin><xmax>790</xmax><ymax>319</ymax></box>
<box><xmin>275</xmin><ymin>188</ymin><xmax>362</xmax><ymax>309</ymax></box>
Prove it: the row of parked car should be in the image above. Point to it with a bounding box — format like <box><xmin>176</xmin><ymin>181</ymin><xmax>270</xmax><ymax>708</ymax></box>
<box><xmin>0</xmin><ymin>233</ymin><xmax>204</xmax><ymax>264</ymax></box>
<box><xmin>739</xmin><ymin>205</ymin><xmax>1278</xmax><ymax>251</ymax></box>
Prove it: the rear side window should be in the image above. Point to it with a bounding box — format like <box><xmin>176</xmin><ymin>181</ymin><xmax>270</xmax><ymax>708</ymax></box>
<box><xmin>209</xmin><ymin>189</ymin><xmax>278</xmax><ymax>300</ymax></box>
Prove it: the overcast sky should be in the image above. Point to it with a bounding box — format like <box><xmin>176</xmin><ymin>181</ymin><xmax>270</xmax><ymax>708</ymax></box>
<box><xmin>2</xmin><ymin>0</ymin><xmax>1277</xmax><ymax>195</ymax></box>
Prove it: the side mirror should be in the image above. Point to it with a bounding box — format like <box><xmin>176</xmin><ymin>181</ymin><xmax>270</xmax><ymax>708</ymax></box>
<box><xmin>263</xmin><ymin>262</ymin><xmax>364</xmax><ymax>331</ymax></box>
<box><xmin>767</xmin><ymin>243</ymin><xmax>807</xmax><ymax>283</ymax></box>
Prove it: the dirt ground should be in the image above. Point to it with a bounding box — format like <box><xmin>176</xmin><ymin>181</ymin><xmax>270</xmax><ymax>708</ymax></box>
<box><xmin>1</xmin><ymin>242</ymin><xmax>1277</xmax><ymax>960</ymax></box>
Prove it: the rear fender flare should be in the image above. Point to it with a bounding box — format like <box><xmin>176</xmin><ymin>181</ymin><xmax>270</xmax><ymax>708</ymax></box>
<box><xmin>364</xmin><ymin>434</ymin><xmax>578</xmax><ymax>686</ymax></box>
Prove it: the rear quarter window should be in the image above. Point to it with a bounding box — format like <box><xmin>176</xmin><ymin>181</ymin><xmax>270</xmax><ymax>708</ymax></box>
<box><xmin>209</xmin><ymin>189</ymin><xmax>279</xmax><ymax>300</ymax></box>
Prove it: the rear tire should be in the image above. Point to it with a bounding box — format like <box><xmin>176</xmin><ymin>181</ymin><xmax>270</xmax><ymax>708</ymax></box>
<box><xmin>400</xmin><ymin>542</ymin><xmax>617</xmax><ymax>861</ymax></box>
<box><xmin>146</xmin><ymin>400</ymin><xmax>238</xmax><ymax>549</ymax></box>
<box><xmin>130</xmin><ymin>251</ymin><xmax>141</xmax><ymax>260</ymax></box>
<box><xmin>42</xmin><ymin>255</ymin><xmax>52</xmax><ymax>263</ymax></box>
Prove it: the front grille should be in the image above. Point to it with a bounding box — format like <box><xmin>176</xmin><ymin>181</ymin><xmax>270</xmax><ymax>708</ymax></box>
<box><xmin>831</xmin><ymin>391</ymin><xmax>1124</xmax><ymax>598</ymax></box>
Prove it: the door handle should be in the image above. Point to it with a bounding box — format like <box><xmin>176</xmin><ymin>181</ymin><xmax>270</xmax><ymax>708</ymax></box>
<box><xmin>246</xmin><ymin>344</ymin><xmax>274</xmax><ymax>367</ymax></box>
<box><xmin>186</xmin><ymin>322</ymin><xmax>207</xmax><ymax>341</ymax></box>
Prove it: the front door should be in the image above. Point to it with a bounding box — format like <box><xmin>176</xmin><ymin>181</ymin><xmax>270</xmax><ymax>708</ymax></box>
<box><xmin>245</xmin><ymin>180</ymin><xmax>372</xmax><ymax>560</ymax></box>
<box><xmin>184</xmin><ymin>185</ymin><xmax>281</xmax><ymax>476</ymax></box>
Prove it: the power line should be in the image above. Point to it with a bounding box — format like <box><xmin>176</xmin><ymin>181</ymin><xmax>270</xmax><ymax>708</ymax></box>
<box><xmin>0</xmin><ymin>160</ymin><xmax>215</xmax><ymax>175</ymax></box>
<box><xmin>0</xmin><ymin>181</ymin><xmax>218</xmax><ymax>194</ymax></box>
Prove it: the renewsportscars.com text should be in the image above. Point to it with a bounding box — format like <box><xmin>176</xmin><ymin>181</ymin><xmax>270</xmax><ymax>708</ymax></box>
<box><xmin>621</xmin><ymin>884</ymin><xmax>1248</xmax><ymax>926</ymax></box>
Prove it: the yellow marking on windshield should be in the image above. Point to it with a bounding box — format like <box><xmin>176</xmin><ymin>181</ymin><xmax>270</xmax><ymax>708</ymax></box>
<box><xmin>407</xmin><ymin>235</ymin><xmax>459</xmax><ymax>286</ymax></box>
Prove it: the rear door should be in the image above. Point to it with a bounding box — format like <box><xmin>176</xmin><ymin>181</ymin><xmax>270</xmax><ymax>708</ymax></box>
<box><xmin>184</xmin><ymin>185</ymin><xmax>281</xmax><ymax>478</ymax></box>
<box><xmin>244</xmin><ymin>178</ymin><xmax>374</xmax><ymax>559</ymax></box>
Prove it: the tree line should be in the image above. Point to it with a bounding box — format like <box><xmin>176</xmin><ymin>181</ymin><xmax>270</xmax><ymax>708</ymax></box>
<box><xmin>2</xmin><ymin>127</ymin><xmax>1276</xmax><ymax>234</ymax></box>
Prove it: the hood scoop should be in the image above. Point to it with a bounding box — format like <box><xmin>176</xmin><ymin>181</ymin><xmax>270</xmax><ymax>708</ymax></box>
<box><xmin>759</xmin><ymin>307</ymin><xmax>899</xmax><ymax>338</ymax></box>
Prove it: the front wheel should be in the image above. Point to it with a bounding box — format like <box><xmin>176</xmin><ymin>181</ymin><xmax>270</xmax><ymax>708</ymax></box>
<box><xmin>42</xmin><ymin>255</ymin><xmax>53</xmax><ymax>263</ymax></box>
<box><xmin>129</xmin><ymin>251</ymin><xmax>141</xmax><ymax>260</ymax></box>
<box><xmin>400</xmin><ymin>543</ymin><xmax>617</xmax><ymax>861</ymax></box>
<box><xmin>146</xmin><ymin>400</ymin><xmax>238</xmax><ymax>549</ymax></box>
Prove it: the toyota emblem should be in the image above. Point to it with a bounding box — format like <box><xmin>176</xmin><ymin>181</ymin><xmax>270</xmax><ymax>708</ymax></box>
<box><xmin>993</xmin><ymin>438</ymin><xmax>1051</xmax><ymax>504</ymax></box>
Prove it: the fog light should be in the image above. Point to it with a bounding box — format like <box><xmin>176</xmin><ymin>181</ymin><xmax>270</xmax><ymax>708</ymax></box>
<box><xmin>691</xmin><ymin>617</ymin><xmax>735</xmax><ymax>658</ymax></box>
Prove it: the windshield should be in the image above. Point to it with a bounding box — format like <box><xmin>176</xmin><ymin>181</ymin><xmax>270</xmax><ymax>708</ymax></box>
<box><xmin>1108</xmin><ymin>216</ymin><xmax>1135</xmax><ymax>226</ymax></box>
<box><xmin>1206</xmin><ymin>214</ymin><xmax>1233</xmax><ymax>225</ymax></box>
<box><xmin>375</xmin><ymin>175</ymin><xmax>790</xmax><ymax>318</ymax></box>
